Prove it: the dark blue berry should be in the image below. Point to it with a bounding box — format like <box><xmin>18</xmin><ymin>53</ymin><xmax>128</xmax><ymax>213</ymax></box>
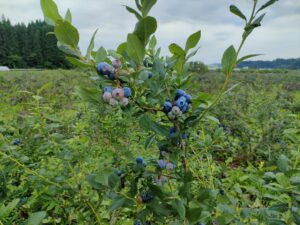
<box><xmin>141</xmin><ymin>191</ymin><xmax>153</xmax><ymax>203</ymax></box>
<box><xmin>163</xmin><ymin>101</ymin><xmax>172</xmax><ymax>113</ymax></box>
<box><xmin>148</xmin><ymin>72</ymin><xmax>153</xmax><ymax>79</ymax></box>
<box><xmin>176</xmin><ymin>96</ymin><xmax>187</xmax><ymax>110</ymax></box>
<box><xmin>220</xmin><ymin>189</ymin><xmax>225</xmax><ymax>195</ymax></box>
<box><xmin>103</xmin><ymin>86</ymin><xmax>113</xmax><ymax>93</ymax></box>
<box><xmin>134</xmin><ymin>219</ymin><xmax>142</xmax><ymax>225</ymax></box>
<box><xmin>176</xmin><ymin>89</ymin><xmax>186</xmax><ymax>98</ymax></box>
<box><xmin>123</xmin><ymin>87</ymin><xmax>132</xmax><ymax>97</ymax></box>
<box><xmin>12</xmin><ymin>139</ymin><xmax>20</xmax><ymax>145</ymax></box>
<box><xmin>96</xmin><ymin>62</ymin><xmax>113</xmax><ymax>76</ymax></box>
<box><xmin>181</xmin><ymin>133</ymin><xmax>187</xmax><ymax>139</ymax></box>
<box><xmin>136</xmin><ymin>157</ymin><xmax>146</xmax><ymax>167</ymax></box>
<box><xmin>157</xmin><ymin>160</ymin><xmax>166</xmax><ymax>169</ymax></box>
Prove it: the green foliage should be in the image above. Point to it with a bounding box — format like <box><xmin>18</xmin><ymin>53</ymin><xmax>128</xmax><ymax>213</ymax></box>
<box><xmin>0</xmin><ymin>0</ymin><xmax>287</xmax><ymax>224</ymax></box>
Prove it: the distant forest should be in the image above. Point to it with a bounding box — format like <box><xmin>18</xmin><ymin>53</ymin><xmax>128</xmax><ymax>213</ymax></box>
<box><xmin>0</xmin><ymin>16</ymin><xmax>72</xmax><ymax>69</ymax></box>
<box><xmin>237</xmin><ymin>58</ymin><xmax>300</xmax><ymax>70</ymax></box>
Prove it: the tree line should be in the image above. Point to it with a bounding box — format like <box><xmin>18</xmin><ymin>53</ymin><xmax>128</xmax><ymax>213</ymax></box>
<box><xmin>0</xmin><ymin>15</ymin><xmax>72</xmax><ymax>69</ymax></box>
<box><xmin>237</xmin><ymin>58</ymin><xmax>300</xmax><ymax>70</ymax></box>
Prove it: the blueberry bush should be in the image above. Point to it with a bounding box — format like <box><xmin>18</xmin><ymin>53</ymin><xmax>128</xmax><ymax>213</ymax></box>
<box><xmin>1</xmin><ymin>0</ymin><xmax>300</xmax><ymax>224</ymax></box>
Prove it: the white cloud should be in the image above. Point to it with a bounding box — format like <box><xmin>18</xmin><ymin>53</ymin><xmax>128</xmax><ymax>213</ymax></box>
<box><xmin>1</xmin><ymin>0</ymin><xmax>299</xmax><ymax>63</ymax></box>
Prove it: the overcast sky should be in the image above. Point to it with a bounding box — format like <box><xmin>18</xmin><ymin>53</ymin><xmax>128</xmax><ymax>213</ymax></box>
<box><xmin>1</xmin><ymin>0</ymin><xmax>299</xmax><ymax>64</ymax></box>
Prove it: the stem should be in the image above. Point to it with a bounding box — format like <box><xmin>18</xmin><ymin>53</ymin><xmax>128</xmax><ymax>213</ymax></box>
<box><xmin>237</xmin><ymin>0</ymin><xmax>258</xmax><ymax>57</ymax></box>
<box><xmin>134</xmin><ymin>100</ymin><xmax>163</xmax><ymax>112</ymax></box>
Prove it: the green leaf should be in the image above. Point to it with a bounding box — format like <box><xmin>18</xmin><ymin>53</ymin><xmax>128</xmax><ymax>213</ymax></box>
<box><xmin>237</xmin><ymin>54</ymin><xmax>263</xmax><ymax>64</ymax></box>
<box><xmin>0</xmin><ymin>199</ymin><xmax>19</xmax><ymax>219</ymax></box>
<box><xmin>293</xmin><ymin>211</ymin><xmax>300</xmax><ymax>225</ymax></box>
<box><xmin>125</xmin><ymin>6</ymin><xmax>142</xmax><ymax>20</ymax></box>
<box><xmin>86</xmin><ymin>29</ymin><xmax>98</xmax><ymax>59</ymax></box>
<box><xmin>66</xmin><ymin>57</ymin><xmax>94</xmax><ymax>68</ymax></box>
<box><xmin>169</xmin><ymin>43</ymin><xmax>185</xmax><ymax>56</ymax></box>
<box><xmin>57</xmin><ymin>42</ymin><xmax>80</xmax><ymax>58</ymax></box>
<box><xmin>145</xmin><ymin>135</ymin><xmax>156</xmax><ymax>149</ymax></box>
<box><xmin>134</xmin><ymin>16</ymin><xmax>157</xmax><ymax>45</ymax></box>
<box><xmin>27</xmin><ymin>211</ymin><xmax>47</xmax><ymax>225</ymax></box>
<box><xmin>149</xmin><ymin>35</ymin><xmax>157</xmax><ymax>50</ymax></box>
<box><xmin>171</xmin><ymin>199</ymin><xmax>186</xmax><ymax>220</ymax></box>
<box><xmin>54</xmin><ymin>20</ymin><xmax>79</xmax><ymax>49</ymax></box>
<box><xmin>251</xmin><ymin>13</ymin><xmax>266</xmax><ymax>27</ymax></box>
<box><xmin>127</xmin><ymin>33</ymin><xmax>145</xmax><ymax>65</ymax></box>
<box><xmin>40</xmin><ymin>0</ymin><xmax>62</xmax><ymax>26</ymax></box>
<box><xmin>141</xmin><ymin>0</ymin><xmax>157</xmax><ymax>17</ymax></box>
<box><xmin>277</xmin><ymin>155</ymin><xmax>291</xmax><ymax>172</ymax></box>
<box><xmin>135</xmin><ymin>0</ymin><xmax>142</xmax><ymax>10</ymax></box>
<box><xmin>185</xmin><ymin>30</ymin><xmax>201</xmax><ymax>52</ymax></box>
<box><xmin>64</xmin><ymin>9</ymin><xmax>72</xmax><ymax>23</ymax></box>
<box><xmin>117</xmin><ymin>42</ymin><xmax>128</xmax><ymax>56</ymax></box>
<box><xmin>108</xmin><ymin>172</ymin><xmax>120</xmax><ymax>188</ymax></box>
<box><xmin>275</xmin><ymin>173</ymin><xmax>290</xmax><ymax>187</ymax></box>
<box><xmin>221</xmin><ymin>45</ymin><xmax>237</xmax><ymax>75</ymax></box>
<box><xmin>257</xmin><ymin>0</ymin><xmax>278</xmax><ymax>13</ymax></box>
<box><xmin>75</xmin><ymin>87</ymin><xmax>101</xmax><ymax>105</ymax></box>
<box><xmin>139</xmin><ymin>115</ymin><xmax>169</xmax><ymax>136</ymax></box>
<box><xmin>230</xmin><ymin>5</ymin><xmax>247</xmax><ymax>21</ymax></box>
<box><xmin>95</xmin><ymin>47</ymin><xmax>107</xmax><ymax>64</ymax></box>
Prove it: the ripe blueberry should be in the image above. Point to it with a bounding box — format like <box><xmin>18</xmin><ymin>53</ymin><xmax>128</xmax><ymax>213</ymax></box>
<box><xmin>141</xmin><ymin>191</ymin><xmax>153</xmax><ymax>203</ymax></box>
<box><xmin>123</xmin><ymin>87</ymin><xmax>132</xmax><ymax>97</ymax></box>
<box><xmin>169</xmin><ymin>127</ymin><xmax>176</xmax><ymax>134</ymax></box>
<box><xmin>136</xmin><ymin>157</ymin><xmax>146</xmax><ymax>166</ymax></box>
<box><xmin>163</xmin><ymin>101</ymin><xmax>172</xmax><ymax>113</ymax></box>
<box><xmin>176</xmin><ymin>96</ymin><xmax>187</xmax><ymax>110</ymax></box>
<box><xmin>108</xmin><ymin>73</ymin><xmax>115</xmax><ymax>80</ymax></box>
<box><xmin>181</xmin><ymin>133</ymin><xmax>187</xmax><ymax>139</ymax></box>
<box><xmin>220</xmin><ymin>189</ymin><xmax>225</xmax><ymax>195</ymax></box>
<box><xmin>134</xmin><ymin>219</ymin><xmax>142</xmax><ymax>225</ymax></box>
<box><xmin>103</xmin><ymin>86</ymin><xmax>113</xmax><ymax>93</ymax></box>
<box><xmin>157</xmin><ymin>159</ymin><xmax>166</xmax><ymax>169</ymax></box>
<box><xmin>96</xmin><ymin>62</ymin><xmax>113</xmax><ymax>76</ymax></box>
<box><xmin>184</xmin><ymin>94</ymin><xmax>192</xmax><ymax>103</ymax></box>
<box><xmin>148</xmin><ymin>72</ymin><xmax>153</xmax><ymax>79</ymax></box>
<box><xmin>181</xmin><ymin>102</ymin><xmax>189</xmax><ymax>113</ymax></box>
<box><xmin>176</xmin><ymin>89</ymin><xmax>186</xmax><ymax>98</ymax></box>
<box><xmin>12</xmin><ymin>139</ymin><xmax>21</xmax><ymax>145</ymax></box>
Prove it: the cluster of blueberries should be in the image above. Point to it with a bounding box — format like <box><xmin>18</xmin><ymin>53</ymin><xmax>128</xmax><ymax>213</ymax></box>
<box><xmin>157</xmin><ymin>159</ymin><xmax>175</xmax><ymax>170</ymax></box>
<box><xmin>102</xmin><ymin>86</ymin><xmax>132</xmax><ymax>107</ymax></box>
<box><xmin>163</xmin><ymin>89</ymin><xmax>192</xmax><ymax>120</ymax></box>
<box><xmin>96</xmin><ymin>60</ymin><xmax>122</xmax><ymax>80</ymax></box>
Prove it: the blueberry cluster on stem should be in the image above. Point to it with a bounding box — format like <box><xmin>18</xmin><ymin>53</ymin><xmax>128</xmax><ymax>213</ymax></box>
<box><xmin>164</xmin><ymin>89</ymin><xmax>192</xmax><ymax>120</ymax></box>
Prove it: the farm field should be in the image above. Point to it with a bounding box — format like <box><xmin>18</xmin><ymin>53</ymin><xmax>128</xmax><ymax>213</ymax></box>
<box><xmin>0</xmin><ymin>69</ymin><xmax>300</xmax><ymax>224</ymax></box>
